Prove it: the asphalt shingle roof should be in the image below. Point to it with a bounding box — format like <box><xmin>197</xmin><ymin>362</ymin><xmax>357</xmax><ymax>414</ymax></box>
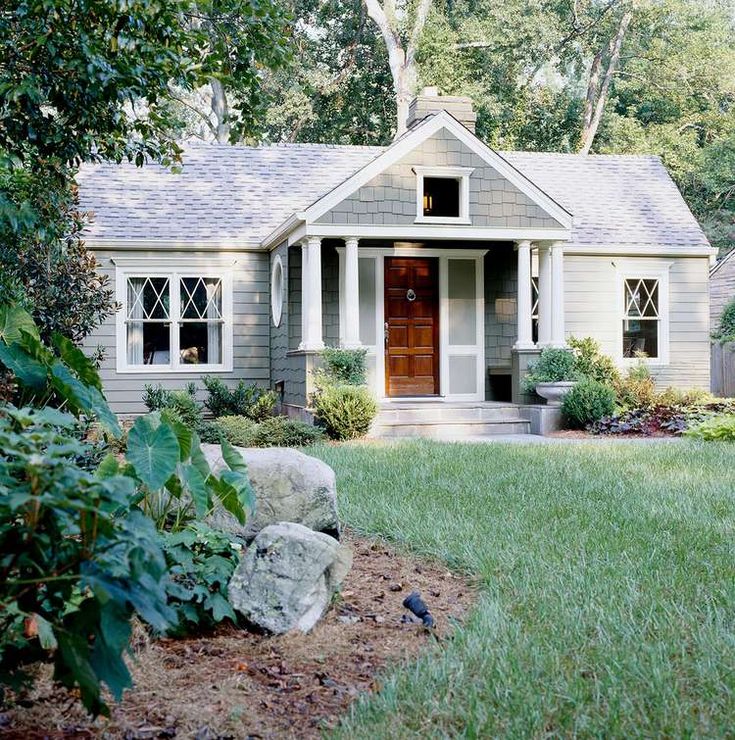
<box><xmin>77</xmin><ymin>136</ymin><xmax>710</xmax><ymax>250</ymax></box>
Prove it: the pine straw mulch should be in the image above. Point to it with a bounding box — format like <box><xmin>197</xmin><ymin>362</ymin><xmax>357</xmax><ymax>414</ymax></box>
<box><xmin>1</xmin><ymin>531</ymin><xmax>476</xmax><ymax>740</ymax></box>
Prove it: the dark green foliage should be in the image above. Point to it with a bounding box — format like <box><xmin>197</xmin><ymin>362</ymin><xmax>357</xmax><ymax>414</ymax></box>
<box><xmin>523</xmin><ymin>348</ymin><xmax>579</xmax><ymax>391</ymax></box>
<box><xmin>160</xmin><ymin>522</ymin><xmax>242</xmax><ymax>634</ymax></box>
<box><xmin>685</xmin><ymin>414</ymin><xmax>735</xmax><ymax>441</ymax></box>
<box><xmin>143</xmin><ymin>383</ymin><xmax>204</xmax><ymax>431</ymax></box>
<box><xmin>0</xmin><ymin>305</ymin><xmax>120</xmax><ymax>435</ymax></box>
<box><xmin>202</xmin><ymin>376</ymin><xmax>276</xmax><ymax>421</ymax></box>
<box><xmin>0</xmin><ymin>406</ymin><xmax>173</xmax><ymax>716</ymax></box>
<box><xmin>251</xmin><ymin>416</ymin><xmax>325</xmax><ymax>447</ymax></box>
<box><xmin>208</xmin><ymin>415</ymin><xmax>258</xmax><ymax>447</ymax></box>
<box><xmin>319</xmin><ymin>347</ymin><xmax>368</xmax><ymax>386</ymax></box>
<box><xmin>561</xmin><ymin>378</ymin><xmax>617</xmax><ymax>429</ymax></box>
<box><xmin>713</xmin><ymin>299</ymin><xmax>735</xmax><ymax>343</ymax></box>
<box><xmin>314</xmin><ymin>385</ymin><xmax>378</xmax><ymax>441</ymax></box>
<box><xmin>568</xmin><ymin>336</ymin><xmax>621</xmax><ymax>387</ymax></box>
<box><xmin>205</xmin><ymin>414</ymin><xmax>324</xmax><ymax>448</ymax></box>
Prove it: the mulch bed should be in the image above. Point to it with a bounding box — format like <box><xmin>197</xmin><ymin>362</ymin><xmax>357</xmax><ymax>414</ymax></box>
<box><xmin>1</xmin><ymin>531</ymin><xmax>475</xmax><ymax>739</ymax></box>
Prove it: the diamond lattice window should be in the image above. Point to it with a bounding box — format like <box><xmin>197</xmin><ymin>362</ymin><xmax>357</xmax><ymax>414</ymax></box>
<box><xmin>124</xmin><ymin>274</ymin><xmax>227</xmax><ymax>368</ymax></box>
<box><xmin>623</xmin><ymin>278</ymin><xmax>659</xmax><ymax>358</ymax></box>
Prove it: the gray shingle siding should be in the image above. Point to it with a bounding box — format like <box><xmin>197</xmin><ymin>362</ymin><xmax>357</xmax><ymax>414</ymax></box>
<box><xmin>317</xmin><ymin>130</ymin><xmax>562</xmax><ymax>229</ymax></box>
<box><xmin>84</xmin><ymin>249</ymin><xmax>270</xmax><ymax>415</ymax></box>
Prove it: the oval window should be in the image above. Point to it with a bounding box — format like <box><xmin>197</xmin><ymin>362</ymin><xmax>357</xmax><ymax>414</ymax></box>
<box><xmin>271</xmin><ymin>255</ymin><xmax>284</xmax><ymax>327</ymax></box>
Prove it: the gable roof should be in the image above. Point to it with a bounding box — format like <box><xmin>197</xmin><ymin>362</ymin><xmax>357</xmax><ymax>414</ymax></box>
<box><xmin>710</xmin><ymin>248</ymin><xmax>735</xmax><ymax>277</ymax></box>
<box><xmin>77</xmin><ymin>116</ymin><xmax>711</xmax><ymax>252</ymax></box>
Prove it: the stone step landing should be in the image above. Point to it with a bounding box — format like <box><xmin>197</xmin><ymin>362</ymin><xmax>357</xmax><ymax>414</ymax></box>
<box><xmin>370</xmin><ymin>402</ymin><xmax>531</xmax><ymax>440</ymax></box>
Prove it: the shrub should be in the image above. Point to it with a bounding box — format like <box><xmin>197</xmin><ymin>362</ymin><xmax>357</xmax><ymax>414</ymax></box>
<box><xmin>567</xmin><ymin>336</ymin><xmax>621</xmax><ymax>387</ymax></box>
<box><xmin>314</xmin><ymin>385</ymin><xmax>378</xmax><ymax>440</ymax></box>
<box><xmin>614</xmin><ymin>362</ymin><xmax>657</xmax><ymax>409</ymax></box>
<box><xmin>143</xmin><ymin>383</ymin><xmax>203</xmax><ymax>431</ymax></box>
<box><xmin>160</xmin><ymin>522</ymin><xmax>242</xmax><ymax>634</ymax></box>
<box><xmin>523</xmin><ymin>348</ymin><xmax>578</xmax><ymax>391</ymax></box>
<box><xmin>685</xmin><ymin>414</ymin><xmax>735</xmax><ymax>441</ymax></box>
<box><xmin>209</xmin><ymin>415</ymin><xmax>258</xmax><ymax>447</ymax></box>
<box><xmin>713</xmin><ymin>298</ymin><xmax>735</xmax><ymax>343</ymax></box>
<box><xmin>251</xmin><ymin>416</ymin><xmax>325</xmax><ymax>447</ymax></box>
<box><xmin>319</xmin><ymin>347</ymin><xmax>368</xmax><ymax>386</ymax></box>
<box><xmin>202</xmin><ymin>376</ymin><xmax>276</xmax><ymax>420</ymax></box>
<box><xmin>0</xmin><ymin>406</ymin><xmax>173</xmax><ymax>715</ymax></box>
<box><xmin>561</xmin><ymin>378</ymin><xmax>617</xmax><ymax>429</ymax></box>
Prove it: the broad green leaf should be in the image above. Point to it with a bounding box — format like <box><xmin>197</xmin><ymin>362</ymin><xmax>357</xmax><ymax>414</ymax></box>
<box><xmin>162</xmin><ymin>410</ymin><xmax>193</xmax><ymax>461</ymax></box>
<box><xmin>190</xmin><ymin>433</ymin><xmax>211</xmax><ymax>479</ymax></box>
<box><xmin>0</xmin><ymin>342</ymin><xmax>47</xmax><ymax>389</ymax></box>
<box><xmin>221</xmin><ymin>438</ymin><xmax>248</xmax><ymax>475</ymax></box>
<box><xmin>126</xmin><ymin>415</ymin><xmax>180</xmax><ymax>490</ymax></box>
<box><xmin>206</xmin><ymin>592</ymin><xmax>236</xmax><ymax>623</ymax></box>
<box><xmin>222</xmin><ymin>468</ymin><xmax>256</xmax><ymax>514</ymax></box>
<box><xmin>49</xmin><ymin>362</ymin><xmax>121</xmax><ymax>436</ymax></box>
<box><xmin>182</xmin><ymin>463</ymin><xmax>208</xmax><ymax>518</ymax></box>
<box><xmin>0</xmin><ymin>305</ymin><xmax>38</xmax><ymax>344</ymax></box>
<box><xmin>52</xmin><ymin>333</ymin><xmax>103</xmax><ymax>391</ymax></box>
<box><xmin>207</xmin><ymin>475</ymin><xmax>247</xmax><ymax>525</ymax></box>
<box><xmin>30</xmin><ymin>407</ymin><xmax>77</xmax><ymax>428</ymax></box>
<box><xmin>95</xmin><ymin>453</ymin><xmax>120</xmax><ymax>480</ymax></box>
<box><xmin>34</xmin><ymin>614</ymin><xmax>58</xmax><ymax>650</ymax></box>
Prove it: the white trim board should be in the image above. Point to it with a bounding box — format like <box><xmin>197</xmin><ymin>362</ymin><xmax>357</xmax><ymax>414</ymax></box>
<box><xmin>296</xmin><ymin>111</ymin><xmax>573</xmax><ymax>231</ymax></box>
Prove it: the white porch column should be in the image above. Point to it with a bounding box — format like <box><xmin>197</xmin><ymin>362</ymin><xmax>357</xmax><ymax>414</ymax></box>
<box><xmin>537</xmin><ymin>245</ymin><xmax>552</xmax><ymax>346</ymax></box>
<box><xmin>342</xmin><ymin>237</ymin><xmax>362</xmax><ymax>348</ymax></box>
<box><xmin>299</xmin><ymin>236</ymin><xmax>324</xmax><ymax>351</ymax></box>
<box><xmin>550</xmin><ymin>242</ymin><xmax>566</xmax><ymax>347</ymax></box>
<box><xmin>514</xmin><ymin>239</ymin><xmax>534</xmax><ymax>349</ymax></box>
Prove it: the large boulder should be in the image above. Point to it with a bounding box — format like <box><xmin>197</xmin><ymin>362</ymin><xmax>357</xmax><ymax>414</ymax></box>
<box><xmin>201</xmin><ymin>444</ymin><xmax>339</xmax><ymax>541</ymax></box>
<box><xmin>228</xmin><ymin>522</ymin><xmax>352</xmax><ymax>634</ymax></box>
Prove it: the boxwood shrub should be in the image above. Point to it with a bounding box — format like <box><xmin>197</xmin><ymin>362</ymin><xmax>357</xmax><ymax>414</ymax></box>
<box><xmin>314</xmin><ymin>385</ymin><xmax>378</xmax><ymax>440</ymax></box>
<box><xmin>561</xmin><ymin>377</ymin><xmax>617</xmax><ymax>429</ymax></box>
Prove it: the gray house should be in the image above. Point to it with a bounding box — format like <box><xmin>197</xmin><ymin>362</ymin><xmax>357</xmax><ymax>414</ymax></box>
<box><xmin>79</xmin><ymin>92</ymin><xmax>714</xmax><ymax>436</ymax></box>
<box><xmin>710</xmin><ymin>249</ymin><xmax>735</xmax><ymax>332</ymax></box>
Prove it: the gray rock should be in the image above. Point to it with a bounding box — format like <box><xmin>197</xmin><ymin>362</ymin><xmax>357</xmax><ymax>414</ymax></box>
<box><xmin>228</xmin><ymin>522</ymin><xmax>352</xmax><ymax>634</ymax></box>
<box><xmin>200</xmin><ymin>445</ymin><xmax>339</xmax><ymax>541</ymax></box>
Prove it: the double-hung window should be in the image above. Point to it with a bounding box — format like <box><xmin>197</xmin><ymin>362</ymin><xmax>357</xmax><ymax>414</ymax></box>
<box><xmin>117</xmin><ymin>264</ymin><xmax>233</xmax><ymax>372</ymax></box>
<box><xmin>617</xmin><ymin>264</ymin><xmax>670</xmax><ymax>364</ymax></box>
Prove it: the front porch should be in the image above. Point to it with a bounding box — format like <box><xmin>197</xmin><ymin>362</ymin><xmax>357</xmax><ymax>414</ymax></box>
<box><xmin>279</xmin><ymin>235</ymin><xmax>568</xmax><ymax>417</ymax></box>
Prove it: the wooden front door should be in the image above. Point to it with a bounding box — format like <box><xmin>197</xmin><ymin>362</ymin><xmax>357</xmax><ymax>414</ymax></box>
<box><xmin>384</xmin><ymin>257</ymin><xmax>439</xmax><ymax>397</ymax></box>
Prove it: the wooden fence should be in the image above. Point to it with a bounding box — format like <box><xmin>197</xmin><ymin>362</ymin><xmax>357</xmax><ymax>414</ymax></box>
<box><xmin>711</xmin><ymin>341</ymin><xmax>735</xmax><ymax>397</ymax></box>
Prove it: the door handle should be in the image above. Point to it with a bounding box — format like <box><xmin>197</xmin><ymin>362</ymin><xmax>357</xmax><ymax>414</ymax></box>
<box><xmin>384</xmin><ymin>322</ymin><xmax>389</xmax><ymax>348</ymax></box>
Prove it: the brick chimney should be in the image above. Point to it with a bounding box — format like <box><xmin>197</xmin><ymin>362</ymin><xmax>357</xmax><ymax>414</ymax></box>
<box><xmin>407</xmin><ymin>87</ymin><xmax>477</xmax><ymax>133</ymax></box>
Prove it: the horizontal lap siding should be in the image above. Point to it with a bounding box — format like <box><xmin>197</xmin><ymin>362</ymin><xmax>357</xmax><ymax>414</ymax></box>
<box><xmin>84</xmin><ymin>249</ymin><xmax>270</xmax><ymax>415</ymax></box>
<box><xmin>565</xmin><ymin>254</ymin><xmax>710</xmax><ymax>390</ymax></box>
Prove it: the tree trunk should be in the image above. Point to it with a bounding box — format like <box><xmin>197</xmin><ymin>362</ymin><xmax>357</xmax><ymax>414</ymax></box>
<box><xmin>579</xmin><ymin>11</ymin><xmax>633</xmax><ymax>155</ymax></box>
<box><xmin>364</xmin><ymin>0</ymin><xmax>433</xmax><ymax>138</ymax></box>
<box><xmin>210</xmin><ymin>78</ymin><xmax>230</xmax><ymax>144</ymax></box>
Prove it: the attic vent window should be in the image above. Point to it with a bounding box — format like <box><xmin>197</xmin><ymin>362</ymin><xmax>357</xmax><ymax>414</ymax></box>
<box><xmin>423</xmin><ymin>177</ymin><xmax>460</xmax><ymax>217</ymax></box>
<box><xmin>414</xmin><ymin>166</ymin><xmax>473</xmax><ymax>224</ymax></box>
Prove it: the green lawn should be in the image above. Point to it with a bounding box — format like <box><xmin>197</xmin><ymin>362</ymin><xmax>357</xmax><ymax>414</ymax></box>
<box><xmin>310</xmin><ymin>439</ymin><xmax>735</xmax><ymax>738</ymax></box>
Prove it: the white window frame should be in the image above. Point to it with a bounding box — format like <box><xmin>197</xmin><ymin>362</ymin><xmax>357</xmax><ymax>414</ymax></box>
<box><xmin>114</xmin><ymin>259</ymin><xmax>234</xmax><ymax>374</ymax></box>
<box><xmin>615</xmin><ymin>261</ymin><xmax>671</xmax><ymax>366</ymax></box>
<box><xmin>271</xmin><ymin>254</ymin><xmax>285</xmax><ymax>327</ymax></box>
<box><xmin>413</xmin><ymin>166</ymin><xmax>473</xmax><ymax>225</ymax></box>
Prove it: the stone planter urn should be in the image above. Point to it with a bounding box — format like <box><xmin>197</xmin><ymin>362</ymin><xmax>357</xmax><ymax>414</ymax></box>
<box><xmin>535</xmin><ymin>381</ymin><xmax>576</xmax><ymax>407</ymax></box>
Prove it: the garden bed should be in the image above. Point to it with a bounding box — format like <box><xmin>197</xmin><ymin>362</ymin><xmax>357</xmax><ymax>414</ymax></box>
<box><xmin>0</xmin><ymin>532</ymin><xmax>475</xmax><ymax>739</ymax></box>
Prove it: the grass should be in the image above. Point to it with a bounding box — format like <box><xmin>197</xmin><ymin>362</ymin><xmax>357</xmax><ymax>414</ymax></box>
<box><xmin>309</xmin><ymin>439</ymin><xmax>735</xmax><ymax>738</ymax></box>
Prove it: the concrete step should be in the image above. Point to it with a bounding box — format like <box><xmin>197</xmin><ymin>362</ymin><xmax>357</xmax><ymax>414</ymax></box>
<box><xmin>374</xmin><ymin>404</ymin><xmax>525</xmax><ymax>425</ymax></box>
<box><xmin>370</xmin><ymin>418</ymin><xmax>531</xmax><ymax>439</ymax></box>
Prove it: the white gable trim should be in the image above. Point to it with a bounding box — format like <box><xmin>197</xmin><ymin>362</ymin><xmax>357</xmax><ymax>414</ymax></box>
<box><xmin>298</xmin><ymin>111</ymin><xmax>573</xmax><ymax>230</ymax></box>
